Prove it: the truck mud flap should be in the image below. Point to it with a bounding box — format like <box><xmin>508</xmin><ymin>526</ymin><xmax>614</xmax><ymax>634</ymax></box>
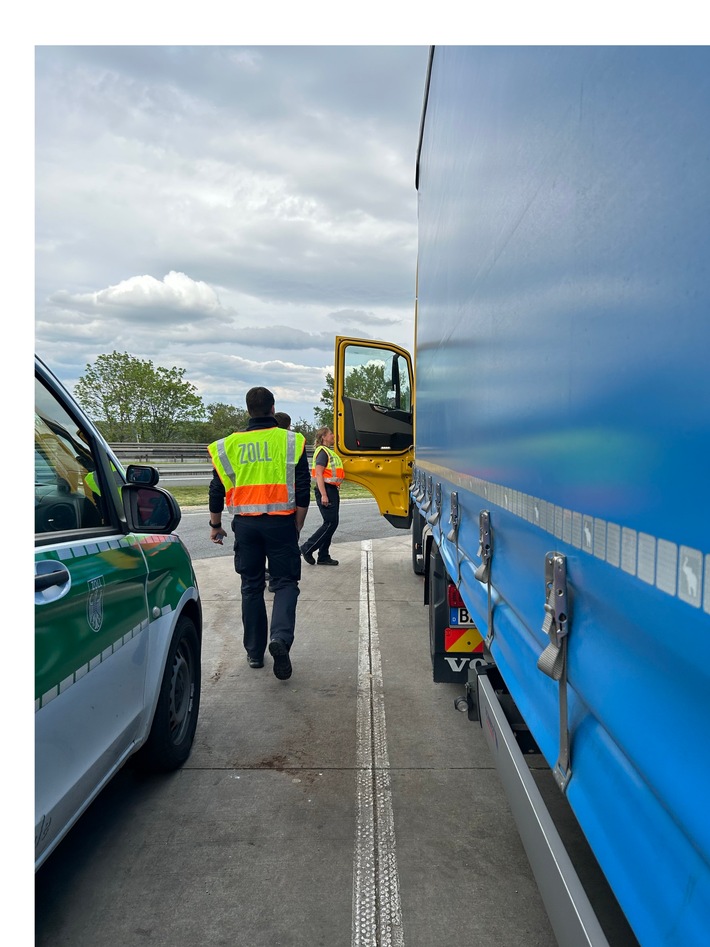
<box><xmin>428</xmin><ymin>539</ymin><xmax>485</xmax><ymax>683</ymax></box>
<box><xmin>477</xmin><ymin>670</ymin><xmax>610</xmax><ymax>947</ymax></box>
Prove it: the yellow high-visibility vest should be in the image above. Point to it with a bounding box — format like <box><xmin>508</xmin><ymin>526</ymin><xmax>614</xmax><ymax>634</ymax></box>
<box><xmin>84</xmin><ymin>462</ymin><xmax>122</xmax><ymax>497</ymax></box>
<box><xmin>85</xmin><ymin>470</ymin><xmax>100</xmax><ymax>495</ymax></box>
<box><xmin>311</xmin><ymin>445</ymin><xmax>344</xmax><ymax>485</ymax></box>
<box><xmin>208</xmin><ymin>427</ymin><xmax>306</xmax><ymax>515</ymax></box>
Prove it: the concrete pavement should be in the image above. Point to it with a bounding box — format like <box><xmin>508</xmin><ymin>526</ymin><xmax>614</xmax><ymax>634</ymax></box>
<box><xmin>35</xmin><ymin>535</ymin><xmax>557</xmax><ymax>947</ymax></box>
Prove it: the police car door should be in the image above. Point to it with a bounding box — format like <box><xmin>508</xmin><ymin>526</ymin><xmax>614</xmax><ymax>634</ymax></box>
<box><xmin>35</xmin><ymin>369</ymin><xmax>150</xmax><ymax>860</ymax></box>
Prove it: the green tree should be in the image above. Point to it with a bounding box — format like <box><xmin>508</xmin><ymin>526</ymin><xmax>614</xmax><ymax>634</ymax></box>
<box><xmin>202</xmin><ymin>402</ymin><xmax>250</xmax><ymax>442</ymax></box>
<box><xmin>75</xmin><ymin>351</ymin><xmax>205</xmax><ymax>442</ymax></box>
<box><xmin>313</xmin><ymin>363</ymin><xmax>391</xmax><ymax>432</ymax></box>
<box><xmin>313</xmin><ymin>373</ymin><xmax>335</xmax><ymax>430</ymax></box>
<box><xmin>344</xmin><ymin>361</ymin><xmax>390</xmax><ymax>403</ymax></box>
<box><xmin>293</xmin><ymin>417</ymin><xmax>317</xmax><ymax>443</ymax></box>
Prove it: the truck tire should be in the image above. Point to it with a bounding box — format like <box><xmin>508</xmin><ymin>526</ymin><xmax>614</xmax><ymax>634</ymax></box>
<box><xmin>135</xmin><ymin>615</ymin><xmax>201</xmax><ymax>773</ymax></box>
<box><xmin>412</xmin><ymin>510</ymin><xmax>425</xmax><ymax>575</ymax></box>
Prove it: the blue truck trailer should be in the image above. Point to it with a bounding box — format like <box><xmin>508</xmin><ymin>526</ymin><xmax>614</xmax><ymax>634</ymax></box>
<box><xmin>333</xmin><ymin>46</ymin><xmax>710</xmax><ymax>946</ymax></box>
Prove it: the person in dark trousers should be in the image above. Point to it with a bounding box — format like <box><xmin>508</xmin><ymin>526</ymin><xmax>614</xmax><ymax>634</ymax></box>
<box><xmin>266</xmin><ymin>411</ymin><xmax>292</xmax><ymax>592</ymax></box>
<box><xmin>207</xmin><ymin>388</ymin><xmax>310</xmax><ymax>680</ymax></box>
<box><xmin>300</xmin><ymin>426</ymin><xmax>344</xmax><ymax>566</ymax></box>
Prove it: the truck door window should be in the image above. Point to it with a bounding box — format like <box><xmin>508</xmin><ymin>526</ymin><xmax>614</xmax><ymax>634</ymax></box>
<box><xmin>341</xmin><ymin>344</ymin><xmax>413</xmax><ymax>451</ymax></box>
<box><xmin>35</xmin><ymin>376</ymin><xmax>112</xmax><ymax>534</ymax></box>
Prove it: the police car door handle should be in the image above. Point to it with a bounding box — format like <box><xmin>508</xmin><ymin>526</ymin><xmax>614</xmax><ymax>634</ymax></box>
<box><xmin>35</xmin><ymin>565</ymin><xmax>70</xmax><ymax>593</ymax></box>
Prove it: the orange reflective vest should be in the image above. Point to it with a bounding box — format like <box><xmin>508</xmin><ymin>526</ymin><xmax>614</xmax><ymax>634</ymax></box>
<box><xmin>311</xmin><ymin>445</ymin><xmax>344</xmax><ymax>485</ymax></box>
<box><xmin>208</xmin><ymin>427</ymin><xmax>306</xmax><ymax>515</ymax></box>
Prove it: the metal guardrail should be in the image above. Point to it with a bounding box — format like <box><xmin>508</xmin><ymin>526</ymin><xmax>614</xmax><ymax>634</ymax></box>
<box><xmin>110</xmin><ymin>442</ymin><xmax>315</xmax><ymax>464</ymax></box>
<box><xmin>109</xmin><ymin>443</ymin><xmax>209</xmax><ymax>462</ymax></box>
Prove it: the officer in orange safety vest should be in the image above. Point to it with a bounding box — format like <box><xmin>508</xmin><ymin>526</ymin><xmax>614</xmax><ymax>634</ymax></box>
<box><xmin>207</xmin><ymin>387</ymin><xmax>310</xmax><ymax>680</ymax></box>
<box><xmin>299</xmin><ymin>426</ymin><xmax>344</xmax><ymax>567</ymax></box>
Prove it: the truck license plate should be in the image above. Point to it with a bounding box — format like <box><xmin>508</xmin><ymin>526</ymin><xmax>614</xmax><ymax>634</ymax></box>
<box><xmin>450</xmin><ymin>606</ymin><xmax>474</xmax><ymax>626</ymax></box>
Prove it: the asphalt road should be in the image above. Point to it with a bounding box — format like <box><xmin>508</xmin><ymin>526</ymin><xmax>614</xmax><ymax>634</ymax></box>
<box><xmin>175</xmin><ymin>497</ymin><xmax>401</xmax><ymax>561</ymax></box>
<box><xmin>34</xmin><ymin>532</ymin><xmax>563</xmax><ymax>947</ymax></box>
<box><xmin>35</xmin><ymin>506</ymin><xmax>636</xmax><ymax>946</ymax></box>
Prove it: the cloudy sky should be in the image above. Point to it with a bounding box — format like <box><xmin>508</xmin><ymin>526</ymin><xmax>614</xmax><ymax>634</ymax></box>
<box><xmin>35</xmin><ymin>44</ymin><xmax>429</xmax><ymax>425</ymax></box>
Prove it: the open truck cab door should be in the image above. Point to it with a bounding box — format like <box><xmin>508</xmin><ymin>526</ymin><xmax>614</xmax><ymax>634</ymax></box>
<box><xmin>333</xmin><ymin>336</ymin><xmax>414</xmax><ymax>528</ymax></box>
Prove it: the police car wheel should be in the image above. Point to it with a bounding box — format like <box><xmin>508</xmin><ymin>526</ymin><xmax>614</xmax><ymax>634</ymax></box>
<box><xmin>135</xmin><ymin>615</ymin><xmax>201</xmax><ymax>773</ymax></box>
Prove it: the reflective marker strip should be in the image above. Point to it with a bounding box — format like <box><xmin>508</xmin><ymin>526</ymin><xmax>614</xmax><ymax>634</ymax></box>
<box><xmin>36</xmin><ymin>618</ymin><xmax>151</xmax><ymax>711</ymax></box>
<box><xmin>417</xmin><ymin>462</ymin><xmax>710</xmax><ymax>614</ymax></box>
<box><xmin>352</xmin><ymin>540</ymin><xmax>405</xmax><ymax>947</ymax></box>
<box><xmin>53</xmin><ymin>533</ymin><xmax>182</xmax><ymax>560</ymax></box>
<box><xmin>445</xmin><ymin>626</ymin><xmax>484</xmax><ymax>652</ymax></box>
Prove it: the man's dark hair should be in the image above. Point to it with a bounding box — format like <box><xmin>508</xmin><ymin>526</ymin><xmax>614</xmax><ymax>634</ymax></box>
<box><xmin>274</xmin><ymin>412</ymin><xmax>291</xmax><ymax>429</ymax></box>
<box><xmin>245</xmin><ymin>386</ymin><xmax>275</xmax><ymax>417</ymax></box>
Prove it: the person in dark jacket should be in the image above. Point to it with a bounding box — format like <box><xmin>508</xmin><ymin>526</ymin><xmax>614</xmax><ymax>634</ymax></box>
<box><xmin>208</xmin><ymin>388</ymin><xmax>310</xmax><ymax>679</ymax></box>
<box><xmin>266</xmin><ymin>411</ymin><xmax>293</xmax><ymax>591</ymax></box>
<box><xmin>300</xmin><ymin>426</ymin><xmax>343</xmax><ymax>566</ymax></box>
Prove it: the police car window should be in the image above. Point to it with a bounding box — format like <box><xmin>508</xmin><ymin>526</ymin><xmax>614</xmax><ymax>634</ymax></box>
<box><xmin>35</xmin><ymin>377</ymin><xmax>112</xmax><ymax>534</ymax></box>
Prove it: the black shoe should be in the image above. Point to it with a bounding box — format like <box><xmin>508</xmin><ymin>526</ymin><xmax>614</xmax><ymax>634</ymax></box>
<box><xmin>317</xmin><ymin>557</ymin><xmax>339</xmax><ymax>566</ymax></box>
<box><xmin>300</xmin><ymin>544</ymin><xmax>316</xmax><ymax>565</ymax></box>
<box><xmin>268</xmin><ymin>639</ymin><xmax>292</xmax><ymax>680</ymax></box>
<box><xmin>247</xmin><ymin>654</ymin><xmax>264</xmax><ymax>669</ymax></box>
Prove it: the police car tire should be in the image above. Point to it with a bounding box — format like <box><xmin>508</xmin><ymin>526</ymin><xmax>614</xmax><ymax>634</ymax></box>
<box><xmin>134</xmin><ymin>615</ymin><xmax>202</xmax><ymax>773</ymax></box>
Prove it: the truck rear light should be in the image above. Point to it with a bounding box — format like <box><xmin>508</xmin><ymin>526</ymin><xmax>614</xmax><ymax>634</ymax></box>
<box><xmin>447</xmin><ymin>582</ymin><xmax>465</xmax><ymax>608</ymax></box>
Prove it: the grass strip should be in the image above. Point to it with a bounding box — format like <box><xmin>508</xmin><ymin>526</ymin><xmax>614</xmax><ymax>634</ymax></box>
<box><xmin>166</xmin><ymin>481</ymin><xmax>371</xmax><ymax>507</ymax></box>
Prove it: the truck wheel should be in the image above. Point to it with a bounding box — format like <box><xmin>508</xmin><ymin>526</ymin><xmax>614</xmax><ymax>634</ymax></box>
<box><xmin>412</xmin><ymin>511</ymin><xmax>425</xmax><ymax>575</ymax></box>
<box><xmin>135</xmin><ymin>615</ymin><xmax>201</xmax><ymax>773</ymax></box>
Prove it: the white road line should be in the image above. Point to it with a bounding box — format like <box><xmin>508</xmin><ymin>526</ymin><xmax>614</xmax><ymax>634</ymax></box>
<box><xmin>352</xmin><ymin>540</ymin><xmax>405</xmax><ymax>947</ymax></box>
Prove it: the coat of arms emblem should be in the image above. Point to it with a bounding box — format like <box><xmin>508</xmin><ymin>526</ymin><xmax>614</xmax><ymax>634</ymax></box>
<box><xmin>87</xmin><ymin>575</ymin><xmax>105</xmax><ymax>632</ymax></box>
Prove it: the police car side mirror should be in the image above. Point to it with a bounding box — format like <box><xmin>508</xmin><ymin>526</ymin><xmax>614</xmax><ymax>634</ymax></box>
<box><xmin>122</xmin><ymin>484</ymin><xmax>182</xmax><ymax>533</ymax></box>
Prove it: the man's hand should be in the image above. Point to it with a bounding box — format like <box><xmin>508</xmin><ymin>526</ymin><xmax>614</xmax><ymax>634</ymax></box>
<box><xmin>210</xmin><ymin>525</ymin><xmax>227</xmax><ymax>545</ymax></box>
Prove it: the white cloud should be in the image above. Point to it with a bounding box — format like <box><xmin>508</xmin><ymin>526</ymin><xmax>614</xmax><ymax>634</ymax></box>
<box><xmin>34</xmin><ymin>46</ymin><xmax>426</xmax><ymax>421</ymax></box>
<box><xmin>50</xmin><ymin>271</ymin><xmax>224</xmax><ymax>317</ymax></box>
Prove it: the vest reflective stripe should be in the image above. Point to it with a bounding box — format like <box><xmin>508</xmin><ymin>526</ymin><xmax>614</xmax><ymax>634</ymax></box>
<box><xmin>311</xmin><ymin>445</ymin><xmax>344</xmax><ymax>484</ymax></box>
<box><xmin>208</xmin><ymin>428</ymin><xmax>305</xmax><ymax>515</ymax></box>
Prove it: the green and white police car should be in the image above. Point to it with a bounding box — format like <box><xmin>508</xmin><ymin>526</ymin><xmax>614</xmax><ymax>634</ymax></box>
<box><xmin>35</xmin><ymin>355</ymin><xmax>202</xmax><ymax>870</ymax></box>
